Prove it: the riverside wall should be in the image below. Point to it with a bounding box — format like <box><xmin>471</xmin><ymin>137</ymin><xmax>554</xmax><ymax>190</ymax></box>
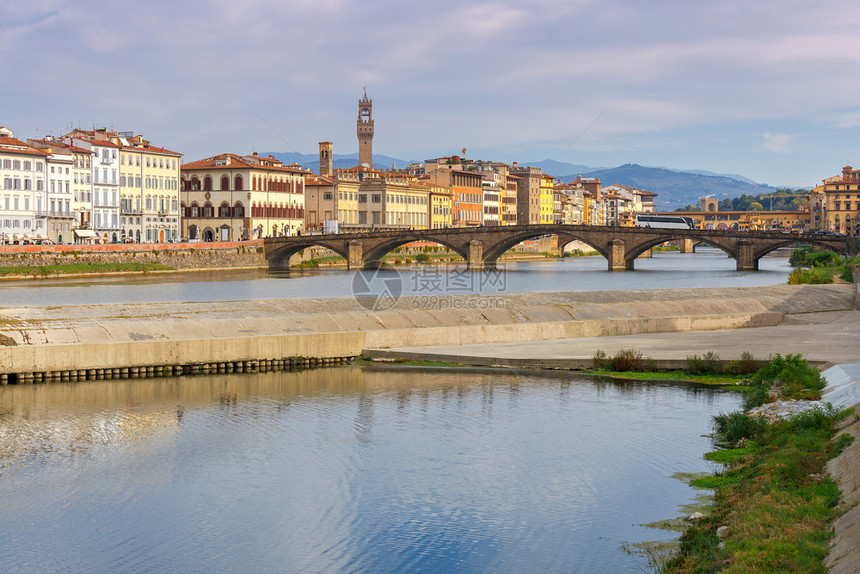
<box><xmin>0</xmin><ymin>284</ymin><xmax>854</xmax><ymax>382</ymax></box>
<box><xmin>0</xmin><ymin>241</ymin><xmax>267</xmax><ymax>271</ymax></box>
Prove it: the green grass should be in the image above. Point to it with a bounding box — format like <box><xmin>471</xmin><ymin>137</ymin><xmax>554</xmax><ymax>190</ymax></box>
<box><xmin>663</xmin><ymin>356</ymin><xmax>854</xmax><ymax>574</ymax></box>
<box><xmin>356</xmin><ymin>357</ymin><xmax>465</xmax><ymax>367</ymax></box>
<box><xmin>0</xmin><ymin>263</ymin><xmax>174</xmax><ymax>277</ymax></box>
<box><xmin>582</xmin><ymin>368</ymin><xmax>748</xmax><ymax>385</ymax></box>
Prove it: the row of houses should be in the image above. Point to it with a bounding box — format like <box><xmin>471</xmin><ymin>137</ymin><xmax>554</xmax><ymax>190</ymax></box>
<box><xmin>1</xmin><ymin>127</ymin><xmax>659</xmax><ymax>244</ymax></box>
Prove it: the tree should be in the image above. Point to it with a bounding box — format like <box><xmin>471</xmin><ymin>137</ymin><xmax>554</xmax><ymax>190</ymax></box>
<box><xmin>749</xmin><ymin>201</ymin><xmax>764</xmax><ymax>211</ymax></box>
<box><xmin>719</xmin><ymin>198</ymin><xmax>734</xmax><ymax>211</ymax></box>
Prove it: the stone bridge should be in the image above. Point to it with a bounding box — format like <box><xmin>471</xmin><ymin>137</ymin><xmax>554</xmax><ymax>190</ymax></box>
<box><xmin>264</xmin><ymin>225</ymin><xmax>855</xmax><ymax>271</ymax></box>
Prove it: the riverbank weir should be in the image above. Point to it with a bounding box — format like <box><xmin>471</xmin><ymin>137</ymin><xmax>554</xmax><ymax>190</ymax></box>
<box><xmin>0</xmin><ymin>284</ymin><xmax>854</xmax><ymax>383</ymax></box>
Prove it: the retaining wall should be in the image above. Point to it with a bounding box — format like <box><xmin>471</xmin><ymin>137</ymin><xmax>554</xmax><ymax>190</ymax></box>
<box><xmin>0</xmin><ymin>241</ymin><xmax>267</xmax><ymax>271</ymax></box>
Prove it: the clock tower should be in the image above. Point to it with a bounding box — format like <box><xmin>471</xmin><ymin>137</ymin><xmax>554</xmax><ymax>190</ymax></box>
<box><xmin>357</xmin><ymin>88</ymin><xmax>374</xmax><ymax>168</ymax></box>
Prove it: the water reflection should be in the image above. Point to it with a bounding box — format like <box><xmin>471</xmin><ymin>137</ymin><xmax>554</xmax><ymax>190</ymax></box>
<box><xmin>0</xmin><ymin>366</ymin><xmax>740</xmax><ymax>573</ymax></box>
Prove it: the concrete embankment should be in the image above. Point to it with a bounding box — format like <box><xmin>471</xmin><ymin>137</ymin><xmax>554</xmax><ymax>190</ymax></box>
<box><xmin>0</xmin><ymin>284</ymin><xmax>854</xmax><ymax>380</ymax></box>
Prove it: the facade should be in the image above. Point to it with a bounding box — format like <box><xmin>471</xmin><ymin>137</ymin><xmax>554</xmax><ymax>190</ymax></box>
<box><xmin>64</xmin><ymin>129</ymin><xmax>182</xmax><ymax>243</ymax></box>
<box><xmin>29</xmin><ymin>138</ymin><xmax>95</xmax><ymax>242</ymax></box>
<box><xmin>357</xmin><ymin>90</ymin><xmax>374</xmax><ymax>168</ymax></box>
<box><xmin>812</xmin><ymin>166</ymin><xmax>860</xmax><ymax>235</ymax></box>
<box><xmin>539</xmin><ymin>174</ymin><xmax>555</xmax><ymax>224</ymax></box>
<box><xmin>0</xmin><ymin>127</ymin><xmax>47</xmax><ymax>243</ymax></box>
<box><xmin>482</xmin><ymin>178</ymin><xmax>500</xmax><ymax>226</ymax></box>
<box><xmin>510</xmin><ymin>163</ymin><xmax>542</xmax><ymax>225</ymax></box>
<box><xmin>181</xmin><ymin>153</ymin><xmax>306</xmax><ymax>241</ymax></box>
<box><xmin>117</xmin><ymin>133</ymin><xmax>182</xmax><ymax>243</ymax></box>
<box><xmin>45</xmin><ymin>149</ymin><xmax>75</xmax><ymax>242</ymax></box>
<box><xmin>424</xmin><ymin>181</ymin><xmax>453</xmax><ymax>229</ymax></box>
<box><xmin>425</xmin><ymin>168</ymin><xmax>482</xmax><ymax>226</ymax></box>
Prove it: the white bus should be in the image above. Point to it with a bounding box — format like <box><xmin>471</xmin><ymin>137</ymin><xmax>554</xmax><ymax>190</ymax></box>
<box><xmin>634</xmin><ymin>214</ymin><xmax>696</xmax><ymax>229</ymax></box>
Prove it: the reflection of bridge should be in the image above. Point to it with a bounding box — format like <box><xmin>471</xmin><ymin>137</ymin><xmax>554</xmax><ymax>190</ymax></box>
<box><xmin>264</xmin><ymin>225</ymin><xmax>855</xmax><ymax>271</ymax></box>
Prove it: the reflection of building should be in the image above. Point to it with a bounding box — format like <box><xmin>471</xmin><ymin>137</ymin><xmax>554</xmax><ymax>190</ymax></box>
<box><xmin>811</xmin><ymin>166</ymin><xmax>860</xmax><ymax>235</ymax></box>
<box><xmin>181</xmin><ymin>153</ymin><xmax>306</xmax><ymax>241</ymax></box>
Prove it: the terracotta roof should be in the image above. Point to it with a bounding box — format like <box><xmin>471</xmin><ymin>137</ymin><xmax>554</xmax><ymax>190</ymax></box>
<box><xmin>182</xmin><ymin>153</ymin><xmax>304</xmax><ymax>174</ymax></box>
<box><xmin>0</xmin><ymin>137</ymin><xmax>50</xmax><ymax>156</ymax></box>
<box><xmin>28</xmin><ymin>139</ymin><xmax>94</xmax><ymax>155</ymax></box>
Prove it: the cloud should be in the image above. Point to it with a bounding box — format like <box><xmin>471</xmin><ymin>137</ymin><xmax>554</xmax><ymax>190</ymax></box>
<box><xmin>762</xmin><ymin>132</ymin><xmax>794</xmax><ymax>153</ymax></box>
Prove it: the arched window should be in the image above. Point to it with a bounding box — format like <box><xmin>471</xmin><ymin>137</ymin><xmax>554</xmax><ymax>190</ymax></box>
<box><xmin>203</xmin><ymin>202</ymin><xmax>213</xmax><ymax>218</ymax></box>
<box><xmin>221</xmin><ymin>176</ymin><xmax>229</xmax><ymax>191</ymax></box>
<box><xmin>191</xmin><ymin>202</ymin><xmax>199</xmax><ymax>217</ymax></box>
<box><xmin>220</xmin><ymin>202</ymin><xmax>231</xmax><ymax>217</ymax></box>
<box><xmin>203</xmin><ymin>176</ymin><xmax>212</xmax><ymax>191</ymax></box>
<box><xmin>234</xmin><ymin>175</ymin><xmax>243</xmax><ymax>190</ymax></box>
<box><xmin>233</xmin><ymin>203</ymin><xmax>245</xmax><ymax>217</ymax></box>
<box><xmin>180</xmin><ymin>202</ymin><xmax>187</xmax><ymax>217</ymax></box>
<box><xmin>191</xmin><ymin>177</ymin><xmax>200</xmax><ymax>191</ymax></box>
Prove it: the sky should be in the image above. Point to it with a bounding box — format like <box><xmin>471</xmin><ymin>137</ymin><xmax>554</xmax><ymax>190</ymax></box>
<box><xmin>3</xmin><ymin>0</ymin><xmax>860</xmax><ymax>188</ymax></box>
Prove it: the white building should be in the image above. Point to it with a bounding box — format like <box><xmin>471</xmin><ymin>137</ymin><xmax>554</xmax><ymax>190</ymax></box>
<box><xmin>66</xmin><ymin>132</ymin><xmax>121</xmax><ymax>243</ymax></box>
<box><xmin>0</xmin><ymin>127</ymin><xmax>47</xmax><ymax>244</ymax></box>
<box><xmin>29</xmin><ymin>137</ymin><xmax>96</xmax><ymax>243</ymax></box>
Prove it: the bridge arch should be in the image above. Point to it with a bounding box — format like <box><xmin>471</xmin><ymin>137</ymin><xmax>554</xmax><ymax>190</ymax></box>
<box><xmin>623</xmin><ymin>235</ymin><xmax>738</xmax><ymax>262</ymax></box>
<box><xmin>752</xmin><ymin>237</ymin><xmax>851</xmax><ymax>261</ymax></box>
<box><xmin>362</xmin><ymin>237</ymin><xmax>467</xmax><ymax>269</ymax></box>
<box><xmin>266</xmin><ymin>240</ymin><xmax>349</xmax><ymax>269</ymax></box>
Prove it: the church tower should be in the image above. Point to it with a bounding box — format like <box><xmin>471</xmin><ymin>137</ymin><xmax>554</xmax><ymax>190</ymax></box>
<box><xmin>319</xmin><ymin>141</ymin><xmax>333</xmax><ymax>177</ymax></box>
<box><xmin>357</xmin><ymin>88</ymin><xmax>374</xmax><ymax>168</ymax></box>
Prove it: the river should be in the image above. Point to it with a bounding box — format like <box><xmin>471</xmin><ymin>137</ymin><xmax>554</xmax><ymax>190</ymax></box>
<box><xmin>0</xmin><ymin>366</ymin><xmax>741</xmax><ymax>573</ymax></box>
<box><xmin>0</xmin><ymin>248</ymin><xmax>791</xmax><ymax>306</ymax></box>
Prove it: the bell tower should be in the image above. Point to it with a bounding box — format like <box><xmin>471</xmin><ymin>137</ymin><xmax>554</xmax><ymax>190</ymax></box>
<box><xmin>319</xmin><ymin>141</ymin><xmax>333</xmax><ymax>177</ymax></box>
<box><xmin>357</xmin><ymin>88</ymin><xmax>373</xmax><ymax>168</ymax></box>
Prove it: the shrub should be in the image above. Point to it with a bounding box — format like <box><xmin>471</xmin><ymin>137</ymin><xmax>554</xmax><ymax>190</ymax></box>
<box><xmin>592</xmin><ymin>349</ymin><xmax>607</xmax><ymax>369</ymax></box>
<box><xmin>415</xmin><ymin>253</ymin><xmax>430</xmax><ymax>263</ymax></box>
<box><xmin>686</xmin><ymin>351</ymin><xmax>721</xmax><ymax>374</ymax></box>
<box><xmin>608</xmin><ymin>348</ymin><xmax>651</xmax><ymax>372</ymax></box>
<box><xmin>726</xmin><ymin>351</ymin><xmax>760</xmax><ymax>376</ymax></box>
<box><xmin>788</xmin><ymin>267</ymin><xmax>833</xmax><ymax>284</ymax></box>
<box><xmin>713</xmin><ymin>411</ymin><xmax>766</xmax><ymax>445</ymax></box>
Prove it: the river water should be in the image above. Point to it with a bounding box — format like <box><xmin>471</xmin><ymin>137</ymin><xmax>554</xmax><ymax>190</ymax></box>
<box><xmin>0</xmin><ymin>248</ymin><xmax>791</xmax><ymax>306</ymax></box>
<box><xmin>0</xmin><ymin>366</ymin><xmax>741</xmax><ymax>573</ymax></box>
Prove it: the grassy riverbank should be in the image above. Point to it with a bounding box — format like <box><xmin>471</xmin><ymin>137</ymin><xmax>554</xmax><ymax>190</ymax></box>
<box><xmin>661</xmin><ymin>354</ymin><xmax>856</xmax><ymax>573</ymax></box>
<box><xmin>787</xmin><ymin>247</ymin><xmax>858</xmax><ymax>285</ymax></box>
<box><xmin>0</xmin><ymin>262</ymin><xmax>175</xmax><ymax>277</ymax></box>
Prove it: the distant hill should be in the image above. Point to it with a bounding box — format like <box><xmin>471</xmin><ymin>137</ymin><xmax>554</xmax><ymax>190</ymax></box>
<box><xmin>564</xmin><ymin>164</ymin><xmax>780</xmax><ymax>210</ymax></box>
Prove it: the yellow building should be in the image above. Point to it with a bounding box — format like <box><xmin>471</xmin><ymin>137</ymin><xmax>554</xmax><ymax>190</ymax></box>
<box><xmin>813</xmin><ymin>166</ymin><xmax>860</xmax><ymax>235</ymax></box>
<box><xmin>181</xmin><ymin>153</ymin><xmax>306</xmax><ymax>241</ymax></box>
<box><xmin>421</xmin><ymin>181</ymin><xmax>452</xmax><ymax>229</ymax></box>
<box><xmin>118</xmin><ymin>134</ymin><xmax>182</xmax><ymax>243</ymax></box>
<box><xmin>539</xmin><ymin>174</ymin><xmax>555</xmax><ymax>224</ymax></box>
